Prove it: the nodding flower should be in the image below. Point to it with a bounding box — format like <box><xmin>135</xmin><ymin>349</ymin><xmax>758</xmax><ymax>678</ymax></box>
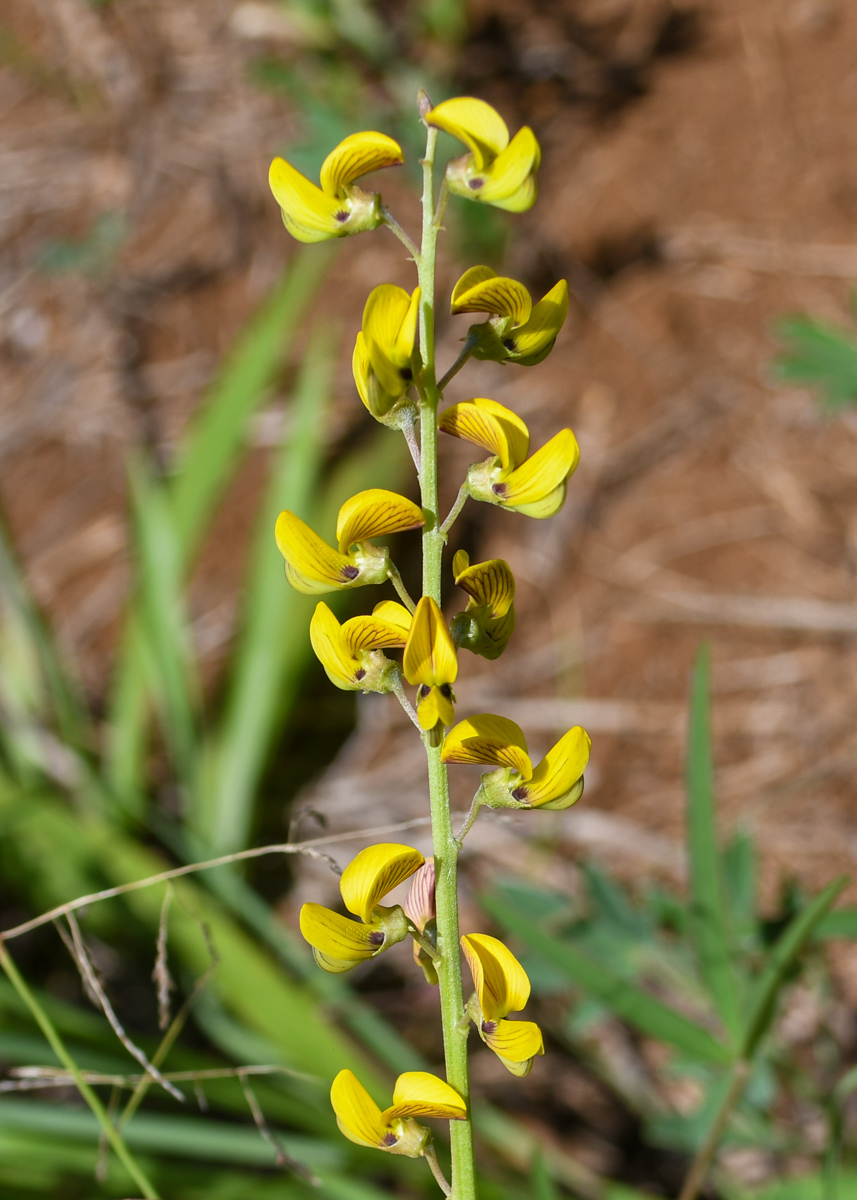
<box><xmin>269</xmin><ymin>131</ymin><xmax>403</xmax><ymax>243</ymax></box>
<box><xmin>353</xmin><ymin>284</ymin><xmax>421</xmax><ymax>424</ymax></box>
<box><xmin>450</xmin><ymin>550</ymin><xmax>516</xmax><ymax>661</ymax></box>
<box><xmin>310</xmin><ymin>600</ymin><xmax>411</xmax><ymax>693</ymax></box>
<box><xmin>426</xmin><ymin>97</ymin><xmax>539</xmax><ymax>213</ymax></box>
<box><xmin>331</xmin><ymin>1069</ymin><xmax>466</xmax><ymax>1157</ymax></box>
<box><xmin>439</xmin><ymin>397</ymin><xmax>579</xmax><ymax>519</ymax></box>
<box><xmin>275</xmin><ymin>489</ymin><xmax>424</xmax><ymax>594</ymax></box>
<box><xmin>461</xmin><ymin>933</ymin><xmax>544</xmax><ymax>1076</ymax></box>
<box><xmin>403</xmin><ymin>596</ymin><xmax>459</xmax><ymax>732</ymax></box>
<box><xmin>451</xmin><ymin>265</ymin><xmax>569</xmax><ymax>366</ymax></box>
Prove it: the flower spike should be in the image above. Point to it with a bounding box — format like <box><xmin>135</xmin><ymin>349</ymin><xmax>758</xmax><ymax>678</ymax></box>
<box><xmin>426</xmin><ymin>98</ymin><xmax>540</xmax><ymax>213</ymax></box>
<box><xmin>269</xmin><ymin>131</ymin><xmax>403</xmax><ymax>243</ymax></box>
<box><xmin>451</xmin><ymin>266</ymin><xmax>569</xmax><ymax>366</ymax></box>
<box><xmin>451</xmin><ymin>550</ymin><xmax>516</xmax><ymax>660</ymax></box>
<box><xmin>331</xmin><ymin>1069</ymin><xmax>466</xmax><ymax>1157</ymax></box>
<box><xmin>276</xmin><ymin>489</ymin><xmax>424</xmax><ymax>594</ymax></box>
<box><xmin>461</xmin><ymin>934</ymin><xmax>544</xmax><ymax>1076</ymax></box>
<box><xmin>439</xmin><ymin>398</ymin><xmax>580</xmax><ymax>519</ymax></box>
<box><xmin>403</xmin><ymin>597</ymin><xmax>459</xmax><ymax>731</ymax></box>
<box><xmin>353</xmin><ymin>284</ymin><xmax>421</xmax><ymax>425</ymax></box>
<box><xmin>310</xmin><ymin>601</ymin><xmax>411</xmax><ymax>693</ymax></box>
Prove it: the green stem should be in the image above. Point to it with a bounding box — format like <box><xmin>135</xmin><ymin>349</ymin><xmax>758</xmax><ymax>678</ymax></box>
<box><xmin>677</xmin><ymin>1059</ymin><xmax>749</xmax><ymax>1200</ymax></box>
<box><xmin>388</xmin><ymin>563</ymin><xmax>417</xmax><ymax>613</ymax></box>
<box><xmin>416</xmin><ymin>118</ymin><xmax>478</xmax><ymax>1200</ymax></box>
<box><xmin>440</xmin><ymin>484</ymin><xmax>470</xmax><ymax>538</ymax></box>
<box><xmin>0</xmin><ymin>941</ymin><xmax>161</xmax><ymax>1200</ymax></box>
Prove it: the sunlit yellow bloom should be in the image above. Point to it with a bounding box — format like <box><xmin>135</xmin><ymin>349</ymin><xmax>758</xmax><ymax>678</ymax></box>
<box><xmin>451</xmin><ymin>266</ymin><xmax>569</xmax><ymax>366</ymax></box>
<box><xmin>353</xmin><ymin>284</ymin><xmax>421</xmax><ymax>424</ymax></box>
<box><xmin>300</xmin><ymin>843</ymin><xmax>424</xmax><ymax>972</ymax></box>
<box><xmin>404</xmin><ymin>857</ymin><xmax>437</xmax><ymax>984</ymax></box>
<box><xmin>310</xmin><ymin>600</ymin><xmax>411</xmax><ymax>693</ymax></box>
<box><xmin>450</xmin><ymin>549</ymin><xmax>515</xmax><ymax>660</ymax></box>
<box><xmin>269</xmin><ymin>131</ymin><xmax>403</xmax><ymax>243</ymax></box>
<box><xmin>438</xmin><ymin>397</ymin><xmax>579</xmax><ymax>519</ymax></box>
<box><xmin>461</xmin><ymin>933</ymin><xmax>544</xmax><ymax>1076</ymax></box>
<box><xmin>403</xmin><ymin>596</ymin><xmax>458</xmax><ymax>731</ymax></box>
<box><xmin>426</xmin><ymin>97</ymin><xmax>539</xmax><ymax>212</ymax></box>
<box><xmin>442</xmin><ymin>714</ymin><xmax>590</xmax><ymax>810</ymax></box>
<box><xmin>331</xmin><ymin>1069</ymin><xmax>466</xmax><ymax>1158</ymax></box>
<box><xmin>275</xmin><ymin>489</ymin><xmax>424</xmax><ymax>594</ymax></box>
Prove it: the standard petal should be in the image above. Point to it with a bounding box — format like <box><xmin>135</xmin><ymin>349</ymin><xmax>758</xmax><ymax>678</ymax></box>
<box><xmin>461</xmin><ymin>932</ymin><xmax>531</xmax><ymax>1020</ymax></box>
<box><xmin>342</xmin><ymin>612</ymin><xmax>410</xmax><ymax>653</ymax></box>
<box><xmin>319</xmin><ymin>131</ymin><xmax>404</xmax><ymax>197</ymax></box>
<box><xmin>517</xmin><ymin>726</ymin><xmax>591</xmax><ymax>808</ymax></box>
<box><xmin>269</xmin><ymin>157</ymin><xmax>348</xmax><ymax>242</ymax></box>
<box><xmin>441</xmin><ymin>714</ymin><xmax>531</xmax><ymax>777</ymax></box>
<box><xmin>363</xmin><ymin>284</ymin><xmax>418</xmax><ymax>396</ymax></box>
<box><xmin>330</xmin><ymin>1070</ymin><xmax>388</xmax><ymax>1150</ymax></box>
<box><xmin>453</xmin><ymin>551</ymin><xmax>515</xmax><ymax>618</ymax></box>
<box><xmin>336</xmin><ymin>489</ymin><xmax>425</xmax><ymax>553</ymax></box>
<box><xmin>371</xmin><ymin>600</ymin><xmax>413</xmax><ymax>636</ymax></box>
<box><xmin>426</xmin><ymin>97</ymin><xmax>509</xmax><ymax>169</ymax></box>
<box><xmin>403</xmin><ymin>597</ymin><xmax>458</xmax><ymax>687</ymax></box>
<box><xmin>451</xmin><ymin>265</ymin><xmax>498</xmax><ymax>310</ymax></box>
<box><xmin>482</xmin><ymin>1018</ymin><xmax>545</xmax><ymax>1074</ymax></box>
<box><xmin>438</xmin><ymin>398</ymin><xmax>530</xmax><ymax>471</ymax></box>
<box><xmin>498</xmin><ymin>429</ymin><xmax>580</xmax><ymax>508</ymax></box>
<box><xmin>299</xmin><ymin>903</ymin><xmax>384</xmax><ymax>962</ymax></box>
<box><xmin>477</xmin><ymin>127</ymin><xmax>540</xmax><ymax>205</ymax></box>
<box><xmin>385</xmin><ymin>1072</ymin><xmax>467</xmax><ymax>1122</ymax></box>
<box><xmin>275</xmin><ymin>511</ymin><xmax>359</xmax><ymax>593</ymax></box>
<box><xmin>310</xmin><ymin>602</ymin><xmax>362</xmax><ymax>689</ymax></box>
<box><xmin>510</xmin><ymin>280</ymin><xmax>569</xmax><ymax>364</ymax></box>
<box><xmin>450</xmin><ymin>275</ymin><xmax>532</xmax><ymax>327</ymax></box>
<box><xmin>339</xmin><ymin>843</ymin><xmax>425</xmax><ymax>923</ymax></box>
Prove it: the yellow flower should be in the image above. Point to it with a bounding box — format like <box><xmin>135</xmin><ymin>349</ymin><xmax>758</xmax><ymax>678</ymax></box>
<box><xmin>461</xmin><ymin>933</ymin><xmax>544</xmax><ymax>1076</ymax></box>
<box><xmin>441</xmin><ymin>714</ymin><xmax>591</xmax><ymax>810</ymax></box>
<box><xmin>426</xmin><ymin>97</ymin><xmax>539</xmax><ymax>212</ymax></box>
<box><xmin>300</xmin><ymin>843</ymin><xmax>424</xmax><ymax>973</ymax></box>
<box><xmin>269</xmin><ymin>131</ymin><xmax>403</xmax><ymax>243</ymax></box>
<box><xmin>438</xmin><ymin>397</ymin><xmax>579</xmax><ymax>519</ymax></box>
<box><xmin>331</xmin><ymin>1069</ymin><xmax>466</xmax><ymax>1158</ymax></box>
<box><xmin>450</xmin><ymin>549</ymin><xmax>515</xmax><ymax>660</ymax></box>
<box><xmin>275</xmin><ymin>489</ymin><xmax>424</xmax><ymax>594</ymax></box>
<box><xmin>353</xmin><ymin>284</ymin><xmax>421</xmax><ymax>424</ymax></box>
<box><xmin>310</xmin><ymin>600</ymin><xmax>411</xmax><ymax>693</ymax></box>
<box><xmin>451</xmin><ymin>266</ymin><xmax>569</xmax><ymax>366</ymax></box>
<box><xmin>403</xmin><ymin>597</ymin><xmax>458</xmax><ymax>731</ymax></box>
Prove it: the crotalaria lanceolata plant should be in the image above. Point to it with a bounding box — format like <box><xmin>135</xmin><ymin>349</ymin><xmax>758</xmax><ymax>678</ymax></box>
<box><xmin>270</xmin><ymin>94</ymin><xmax>591</xmax><ymax>1198</ymax></box>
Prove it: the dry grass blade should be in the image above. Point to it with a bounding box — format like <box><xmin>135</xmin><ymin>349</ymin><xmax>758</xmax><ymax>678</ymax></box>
<box><xmin>238</xmin><ymin>1070</ymin><xmax>321</xmax><ymax>1184</ymax></box>
<box><xmin>153</xmin><ymin>885</ymin><xmax>175</xmax><ymax>1031</ymax></box>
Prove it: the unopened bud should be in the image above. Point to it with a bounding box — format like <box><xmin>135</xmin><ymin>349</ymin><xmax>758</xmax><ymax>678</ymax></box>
<box><xmin>417</xmin><ymin>90</ymin><xmax>434</xmax><ymax>120</ymax></box>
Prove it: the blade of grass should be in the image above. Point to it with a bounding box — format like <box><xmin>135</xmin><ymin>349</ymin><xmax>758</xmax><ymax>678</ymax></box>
<box><xmin>531</xmin><ymin>1148</ymin><xmax>559</xmax><ymax>1200</ymax></box>
<box><xmin>685</xmin><ymin>643</ymin><xmax>740</xmax><ymax>1043</ymax></box>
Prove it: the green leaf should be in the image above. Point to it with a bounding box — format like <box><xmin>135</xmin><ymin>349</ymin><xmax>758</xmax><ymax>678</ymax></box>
<box><xmin>531</xmin><ymin>1149</ymin><xmax>559</xmax><ymax>1200</ymax></box>
<box><xmin>686</xmin><ymin>643</ymin><xmax>740</xmax><ymax>1043</ymax></box>
<box><xmin>813</xmin><ymin>907</ymin><xmax>857</xmax><ymax>939</ymax></box>
<box><xmin>772</xmin><ymin>314</ymin><xmax>857</xmax><ymax>412</ymax></box>
<box><xmin>482</xmin><ymin>892</ymin><xmax>732</xmax><ymax>1064</ymax></box>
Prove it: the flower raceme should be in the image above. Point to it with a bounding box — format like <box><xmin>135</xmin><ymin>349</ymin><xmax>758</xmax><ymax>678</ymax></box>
<box><xmin>442</xmin><ymin>714</ymin><xmax>591</xmax><ymax>810</ymax></box>
<box><xmin>269</xmin><ymin>131</ymin><xmax>403</xmax><ymax>243</ymax></box>
<box><xmin>451</xmin><ymin>266</ymin><xmax>569</xmax><ymax>366</ymax></box>
<box><xmin>353</xmin><ymin>284</ymin><xmax>421</xmax><ymax>424</ymax></box>
<box><xmin>275</xmin><ymin>489</ymin><xmax>424</xmax><ymax>594</ymax></box>
<box><xmin>439</xmin><ymin>397</ymin><xmax>580</xmax><ymax>519</ymax></box>
<box><xmin>461</xmin><ymin>934</ymin><xmax>544</xmax><ymax>1076</ymax></box>
<box><xmin>403</xmin><ymin>596</ymin><xmax>459</xmax><ymax>731</ymax></box>
<box><xmin>450</xmin><ymin>550</ymin><xmax>515</xmax><ymax>660</ymax></box>
<box><xmin>300</xmin><ymin>843</ymin><xmax>424</xmax><ymax>973</ymax></box>
<box><xmin>426</xmin><ymin>97</ymin><xmax>540</xmax><ymax>213</ymax></box>
<box><xmin>310</xmin><ymin>601</ymin><xmax>411</xmax><ymax>693</ymax></box>
<box><xmin>331</xmin><ymin>1069</ymin><xmax>466</xmax><ymax>1158</ymax></box>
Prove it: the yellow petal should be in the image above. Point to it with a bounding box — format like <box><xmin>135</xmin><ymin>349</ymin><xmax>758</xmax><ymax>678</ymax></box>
<box><xmin>488</xmin><ymin>173</ymin><xmax>538</xmax><ymax>214</ymax></box>
<box><xmin>441</xmin><ymin>714</ymin><xmax>531</xmax><ymax>777</ymax></box>
<box><xmin>417</xmin><ymin>684</ymin><xmax>455</xmax><ymax>731</ymax></box>
<box><xmin>451</xmin><ymin>265</ymin><xmax>499</xmax><ymax>310</ymax></box>
<box><xmin>509</xmin><ymin>280</ymin><xmax>569</xmax><ymax>364</ymax></box>
<box><xmin>517</xmin><ymin>726</ymin><xmax>591</xmax><ymax>809</ymax></box>
<box><xmin>352</xmin><ymin>331</ymin><xmax>372</xmax><ymax>410</ymax></box>
<box><xmin>498</xmin><ymin>429</ymin><xmax>580</xmax><ymax>508</ymax></box>
<box><xmin>342</xmin><ymin>612</ymin><xmax>410</xmax><ymax>654</ymax></box>
<box><xmin>371</xmin><ymin>600</ymin><xmax>413</xmax><ymax>636</ymax></box>
<box><xmin>275</xmin><ymin>511</ymin><xmax>359</xmax><ymax>593</ymax></box>
<box><xmin>403</xmin><ymin>596</ymin><xmax>458</xmax><ymax>687</ymax></box>
<box><xmin>450</xmin><ymin>275</ymin><xmax>532</xmax><ymax>327</ymax></box>
<box><xmin>512</xmin><ymin>482</ymin><xmax>568</xmax><ymax>519</ymax></box>
<box><xmin>310</xmin><ymin>602</ymin><xmax>362</xmax><ymax>690</ymax></box>
<box><xmin>385</xmin><ymin>1072</ymin><xmax>467</xmax><ymax>1122</ymax></box>
<box><xmin>319</xmin><ymin>132</ymin><xmax>404</xmax><ymax>197</ymax></box>
<box><xmin>438</xmin><ymin>398</ymin><xmax>529</xmax><ymax>472</ymax></box>
<box><xmin>339</xmin><ymin>843</ymin><xmax>425</xmax><ymax>923</ymax></box>
<box><xmin>461</xmin><ymin>932</ymin><xmax>531</xmax><ymax>1020</ymax></box>
<box><xmin>330</xmin><ymin>1070</ymin><xmax>388</xmax><ymax>1149</ymax></box>
<box><xmin>299</xmin><ymin>903</ymin><xmax>384</xmax><ymax>963</ymax></box>
<box><xmin>476</xmin><ymin>127</ymin><xmax>540</xmax><ymax>206</ymax></box>
<box><xmin>454</xmin><ymin>555</ymin><xmax>515</xmax><ymax>619</ymax></box>
<box><xmin>336</xmin><ymin>489</ymin><xmax>424</xmax><ymax>553</ymax></box>
<box><xmin>363</xmin><ymin>284</ymin><xmax>420</xmax><ymax>396</ymax></box>
<box><xmin>268</xmin><ymin>157</ymin><xmax>347</xmax><ymax>243</ymax></box>
<box><xmin>426</xmin><ymin>97</ymin><xmax>509</xmax><ymax>169</ymax></box>
<box><xmin>482</xmin><ymin>1018</ymin><xmax>545</xmax><ymax>1074</ymax></box>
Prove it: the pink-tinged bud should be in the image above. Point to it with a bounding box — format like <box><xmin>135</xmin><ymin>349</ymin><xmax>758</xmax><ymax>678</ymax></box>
<box><xmin>417</xmin><ymin>90</ymin><xmax>434</xmax><ymax>120</ymax></box>
<box><xmin>404</xmin><ymin>858</ymin><xmax>436</xmax><ymax>931</ymax></box>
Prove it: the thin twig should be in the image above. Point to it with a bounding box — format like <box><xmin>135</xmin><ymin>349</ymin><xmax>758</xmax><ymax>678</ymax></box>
<box><xmin>3</xmin><ymin>1064</ymin><xmax>315</xmax><ymax>1092</ymax></box>
<box><xmin>153</xmin><ymin>885</ymin><xmax>174</xmax><ymax>1030</ymax></box>
<box><xmin>239</xmin><ymin>1070</ymin><xmax>320</xmax><ymax>1184</ymax></box>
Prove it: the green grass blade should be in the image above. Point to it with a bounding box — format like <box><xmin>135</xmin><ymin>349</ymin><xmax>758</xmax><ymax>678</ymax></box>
<box><xmin>482</xmin><ymin>892</ymin><xmax>731</xmax><ymax>1064</ymax></box>
<box><xmin>685</xmin><ymin>643</ymin><xmax>740</xmax><ymax>1043</ymax></box>
<box><xmin>740</xmin><ymin>874</ymin><xmax>848</xmax><ymax>1059</ymax></box>
<box><xmin>773</xmin><ymin>314</ymin><xmax>857</xmax><ymax>412</ymax></box>
<box><xmin>531</xmin><ymin>1149</ymin><xmax>559</xmax><ymax>1200</ymax></box>
<box><xmin>813</xmin><ymin>908</ymin><xmax>857</xmax><ymax>939</ymax></box>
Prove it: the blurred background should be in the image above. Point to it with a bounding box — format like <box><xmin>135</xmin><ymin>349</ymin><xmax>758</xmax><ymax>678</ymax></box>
<box><xmin>4</xmin><ymin>1</ymin><xmax>857</xmax><ymax>1197</ymax></box>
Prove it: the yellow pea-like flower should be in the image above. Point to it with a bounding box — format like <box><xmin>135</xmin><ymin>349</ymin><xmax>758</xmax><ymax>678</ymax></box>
<box><xmin>300</xmin><ymin>843</ymin><xmax>424</xmax><ymax>973</ymax></box>
<box><xmin>269</xmin><ymin>131</ymin><xmax>403</xmax><ymax>243</ymax></box>
<box><xmin>441</xmin><ymin>714</ymin><xmax>591</xmax><ymax>810</ymax></box>
<box><xmin>438</xmin><ymin>397</ymin><xmax>579</xmax><ymax>519</ymax></box>
<box><xmin>353</xmin><ymin>284</ymin><xmax>421</xmax><ymax>424</ymax></box>
<box><xmin>450</xmin><ymin>549</ymin><xmax>515</xmax><ymax>660</ymax></box>
<box><xmin>275</xmin><ymin>489</ymin><xmax>424</xmax><ymax>594</ymax></box>
<box><xmin>310</xmin><ymin>600</ymin><xmax>411</xmax><ymax>693</ymax></box>
<box><xmin>403</xmin><ymin>596</ymin><xmax>459</xmax><ymax>731</ymax></box>
<box><xmin>451</xmin><ymin>265</ymin><xmax>569</xmax><ymax>366</ymax></box>
<box><xmin>460</xmin><ymin>933</ymin><xmax>545</xmax><ymax>1076</ymax></box>
<box><xmin>331</xmin><ymin>1069</ymin><xmax>466</xmax><ymax>1157</ymax></box>
<box><xmin>426</xmin><ymin>97</ymin><xmax>540</xmax><ymax>213</ymax></box>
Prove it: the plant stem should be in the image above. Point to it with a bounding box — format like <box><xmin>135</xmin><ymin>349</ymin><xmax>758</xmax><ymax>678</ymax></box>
<box><xmin>416</xmin><ymin>118</ymin><xmax>478</xmax><ymax>1200</ymax></box>
<box><xmin>441</xmin><ymin>484</ymin><xmax>470</xmax><ymax>537</ymax></box>
<box><xmin>425</xmin><ymin>1140</ymin><xmax>453</xmax><ymax>1196</ymax></box>
<box><xmin>0</xmin><ymin>941</ymin><xmax>161</xmax><ymax>1200</ymax></box>
<box><xmin>677</xmin><ymin>1059</ymin><xmax>749</xmax><ymax>1200</ymax></box>
<box><xmin>437</xmin><ymin>341</ymin><xmax>475</xmax><ymax>393</ymax></box>
<box><xmin>382</xmin><ymin>208</ymin><xmax>421</xmax><ymax>261</ymax></box>
<box><xmin>388</xmin><ymin>563</ymin><xmax>417</xmax><ymax>613</ymax></box>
